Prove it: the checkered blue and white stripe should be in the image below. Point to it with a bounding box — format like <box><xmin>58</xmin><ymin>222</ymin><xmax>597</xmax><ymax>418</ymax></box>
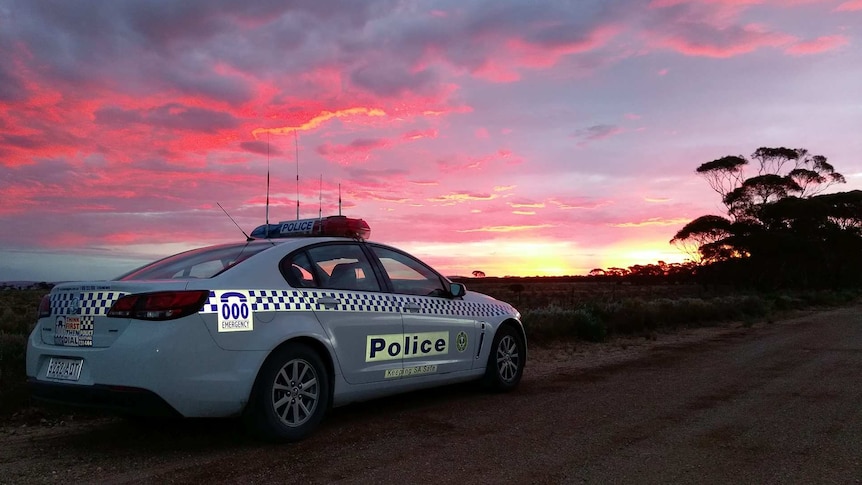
<box><xmin>200</xmin><ymin>289</ymin><xmax>513</xmax><ymax>318</ymax></box>
<box><xmin>51</xmin><ymin>292</ymin><xmax>128</xmax><ymax>316</ymax></box>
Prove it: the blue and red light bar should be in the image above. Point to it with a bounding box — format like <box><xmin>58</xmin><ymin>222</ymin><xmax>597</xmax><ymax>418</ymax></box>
<box><xmin>250</xmin><ymin>215</ymin><xmax>371</xmax><ymax>240</ymax></box>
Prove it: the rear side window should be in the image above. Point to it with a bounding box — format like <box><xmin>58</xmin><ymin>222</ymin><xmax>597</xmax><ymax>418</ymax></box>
<box><xmin>370</xmin><ymin>246</ymin><xmax>448</xmax><ymax>297</ymax></box>
<box><xmin>118</xmin><ymin>242</ymin><xmax>271</xmax><ymax>281</ymax></box>
<box><xmin>282</xmin><ymin>244</ymin><xmax>381</xmax><ymax>292</ymax></box>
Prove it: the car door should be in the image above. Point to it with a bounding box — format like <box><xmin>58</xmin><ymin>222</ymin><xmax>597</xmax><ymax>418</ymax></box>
<box><xmin>369</xmin><ymin>245</ymin><xmax>478</xmax><ymax>378</ymax></box>
<box><xmin>285</xmin><ymin>243</ymin><xmax>403</xmax><ymax>385</ymax></box>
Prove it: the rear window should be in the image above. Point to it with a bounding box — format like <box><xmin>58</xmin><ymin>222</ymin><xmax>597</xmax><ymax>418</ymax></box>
<box><xmin>117</xmin><ymin>242</ymin><xmax>272</xmax><ymax>281</ymax></box>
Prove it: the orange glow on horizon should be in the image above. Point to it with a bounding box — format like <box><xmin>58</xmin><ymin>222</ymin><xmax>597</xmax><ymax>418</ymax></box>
<box><xmin>406</xmin><ymin>238</ymin><xmax>691</xmax><ymax>278</ymax></box>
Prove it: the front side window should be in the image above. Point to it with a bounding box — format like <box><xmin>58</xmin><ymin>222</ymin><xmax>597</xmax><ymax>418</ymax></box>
<box><xmin>371</xmin><ymin>246</ymin><xmax>448</xmax><ymax>297</ymax></box>
<box><xmin>284</xmin><ymin>244</ymin><xmax>380</xmax><ymax>291</ymax></box>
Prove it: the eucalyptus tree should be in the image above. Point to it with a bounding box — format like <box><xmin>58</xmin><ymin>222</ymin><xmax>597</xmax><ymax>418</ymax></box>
<box><xmin>672</xmin><ymin>147</ymin><xmax>860</xmax><ymax>288</ymax></box>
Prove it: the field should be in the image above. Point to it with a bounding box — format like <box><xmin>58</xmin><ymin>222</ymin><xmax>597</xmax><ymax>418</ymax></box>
<box><xmin>1</xmin><ymin>281</ymin><xmax>858</xmax><ymax>419</ymax></box>
<box><xmin>459</xmin><ymin>278</ymin><xmax>859</xmax><ymax>342</ymax></box>
<box><xmin>0</xmin><ymin>288</ymin><xmax>44</xmax><ymax>416</ymax></box>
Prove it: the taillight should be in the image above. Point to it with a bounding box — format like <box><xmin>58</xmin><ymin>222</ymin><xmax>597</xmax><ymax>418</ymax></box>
<box><xmin>107</xmin><ymin>290</ymin><xmax>210</xmax><ymax>321</ymax></box>
<box><xmin>38</xmin><ymin>295</ymin><xmax>52</xmax><ymax>318</ymax></box>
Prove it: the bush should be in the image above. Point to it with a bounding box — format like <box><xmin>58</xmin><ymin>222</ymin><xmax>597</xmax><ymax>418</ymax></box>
<box><xmin>0</xmin><ymin>288</ymin><xmax>45</xmax><ymax>334</ymax></box>
<box><xmin>573</xmin><ymin>308</ymin><xmax>606</xmax><ymax>342</ymax></box>
<box><xmin>520</xmin><ymin>291</ymin><xmax>854</xmax><ymax>343</ymax></box>
<box><xmin>0</xmin><ymin>332</ymin><xmax>29</xmax><ymax>415</ymax></box>
<box><xmin>522</xmin><ymin>305</ymin><xmax>607</xmax><ymax>342</ymax></box>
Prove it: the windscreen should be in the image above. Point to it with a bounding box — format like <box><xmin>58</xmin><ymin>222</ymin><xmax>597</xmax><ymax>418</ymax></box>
<box><xmin>117</xmin><ymin>242</ymin><xmax>272</xmax><ymax>281</ymax></box>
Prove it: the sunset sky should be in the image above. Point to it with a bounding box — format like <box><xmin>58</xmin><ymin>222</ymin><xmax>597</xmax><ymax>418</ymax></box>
<box><xmin>2</xmin><ymin>0</ymin><xmax>861</xmax><ymax>282</ymax></box>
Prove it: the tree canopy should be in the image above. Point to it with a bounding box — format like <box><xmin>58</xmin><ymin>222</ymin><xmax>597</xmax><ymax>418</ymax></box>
<box><xmin>673</xmin><ymin>147</ymin><xmax>860</xmax><ymax>289</ymax></box>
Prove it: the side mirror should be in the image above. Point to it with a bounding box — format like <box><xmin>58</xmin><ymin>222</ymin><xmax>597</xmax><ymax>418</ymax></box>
<box><xmin>449</xmin><ymin>282</ymin><xmax>466</xmax><ymax>298</ymax></box>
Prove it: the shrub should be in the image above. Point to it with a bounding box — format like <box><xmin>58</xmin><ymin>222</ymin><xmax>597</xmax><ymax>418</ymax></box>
<box><xmin>573</xmin><ymin>308</ymin><xmax>606</xmax><ymax>342</ymax></box>
<box><xmin>0</xmin><ymin>332</ymin><xmax>28</xmax><ymax>415</ymax></box>
<box><xmin>522</xmin><ymin>305</ymin><xmax>607</xmax><ymax>342</ymax></box>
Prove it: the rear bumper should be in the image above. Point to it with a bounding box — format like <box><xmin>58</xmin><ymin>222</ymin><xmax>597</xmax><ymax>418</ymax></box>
<box><xmin>28</xmin><ymin>378</ymin><xmax>181</xmax><ymax>417</ymax></box>
<box><xmin>26</xmin><ymin>318</ymin><xmax>268</xmax><ymax>418</ymax></box>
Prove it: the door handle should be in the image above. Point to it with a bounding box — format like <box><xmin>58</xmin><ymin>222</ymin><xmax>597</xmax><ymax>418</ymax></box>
<box><xmin>317</xmin><ymin>296</ymin><xmax>340</xmax><ymax>308</ymax></box>
<box><xmin>403</xmin><ymin>303</ymin><xmax>421</xmax><ymax>313</ymax></box>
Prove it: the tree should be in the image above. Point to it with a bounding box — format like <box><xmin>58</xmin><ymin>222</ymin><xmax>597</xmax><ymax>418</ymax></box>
<box><xmin>674</xmin><ymin>146</ymin><xmax>859</xmax><ymax>289</ymax></box>
<box><xmin>696</xmin><ymin>155</ymin><xmax>747</xmax><ymax>202</ymax></box>
<box><xmin>472</xmin><ymin>270</ymin><xmax>486</xmax><ymax>278</ymax></box>
<box><xmin>671</xmin><ymin>215</ymin><xmax>733</xmax><ymax>263</ymax></box>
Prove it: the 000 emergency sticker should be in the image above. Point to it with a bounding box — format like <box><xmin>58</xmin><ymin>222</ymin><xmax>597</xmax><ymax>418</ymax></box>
<box><xmin>216</xmin><ymin>291</ymin><xmax>254</xmax><ymax>332</ymax></box>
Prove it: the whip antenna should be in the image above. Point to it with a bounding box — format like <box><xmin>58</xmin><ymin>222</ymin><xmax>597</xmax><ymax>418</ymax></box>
<box><xmin>218</xmin><ymin>202</ymin><xmax>251</xmax><ymax>241</ymax></box>
<box><xmin>265</xmin><ymin>132</ymin><xmax>270</xmax><ymax>238</ymax></box>
<box><xmin>318</xmin><ymin>175</ymin><xmax>323</xmax><ymax>220</ymax></box>
<box><xmin>338</xmin><ymin>183</ymin><xmax>342</xmax><ymax>216</ymax></box>
<box><xmin>295</xmin><ymin>130</ymin><xmax>300</xmax><ymax>220</ymax></box>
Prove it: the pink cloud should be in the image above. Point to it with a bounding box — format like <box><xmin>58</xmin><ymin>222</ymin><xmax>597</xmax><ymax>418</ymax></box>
<box><xmin>427</xmin><ymin>192</ymin><xmax>499</xmax><ymax>204</ymax></box>
<box><xmin>402</xmin><ymin>129</ymin><xmax>438</xmax><ymax>141</ymax></box>
<box><xmin>834</xmin><ymin>0</ymin><xmax>862</xmax><ymax>10</ymax></box>
<box><xmin>549</xmin><ymin>197</ymin><xmax>612</xmax><ymax>210</ymax></box>
<box><xmin>469</xmin><ymin>24</ymin><xmax>620</xmax><ymax>82</ymax></box>
<box><xmin>316</xmin><ymin>138</ymin><xmax>391</xmax><ymax>165</ymax></box>
<box><xmin>612</xmin><ymin>217</ymin><xmax>691</xmax><ymax>228</ymax></box>
<box><xmin>652</xmin><ymin>24</ymin><xmax>795</xmax><ymax>58</ymax></box>
<box><xmin>508</xmin><ymin>200</ymin><xmax>546</xmax><ymax>209</ymax></box>
<box><xmin>572</xmin><ymin>124</ymin><xmax>624</xmax><ymax>146</ymax></box>
<box><xmin>785</xmin><ymin>35</ymin><xmax>849</xmax><ymax>55</ymax></box>
<box><xmin>436</xmin><ymin>149</ymin><xmax>517</xmax><ymax>174</ymax></box>
<box><xmin>457</xmin><ymin>224</ymin><xmax>554</xmax><ymax>233</ymax></box>
<box><xmin>650</xmin><ymin>0</ymin><xmax>764</xmax><ymax>6</ymax></box>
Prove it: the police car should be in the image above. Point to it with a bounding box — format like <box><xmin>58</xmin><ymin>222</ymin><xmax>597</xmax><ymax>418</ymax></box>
<box><xmin>26</xmin><ymin>216</ymin><xmax>526</xmax><ymax>441</ymax></box>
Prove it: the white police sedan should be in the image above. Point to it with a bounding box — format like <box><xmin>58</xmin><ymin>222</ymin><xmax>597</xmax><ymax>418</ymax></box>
<box><xmin>26</xmin><ymin>216</ymin><xmax>526</xmax><ymax>441</ymax></box>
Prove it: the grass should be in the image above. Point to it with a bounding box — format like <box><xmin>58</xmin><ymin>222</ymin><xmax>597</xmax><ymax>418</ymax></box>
<box><xmin>518</xmin><ymin>288</ymin><xmax>860</xmax><ymax>345</ymax></box>
<box><xmin>0</xmin><ymin>288</ymin><xmax>44</xmax><ymax>416</ymax></box>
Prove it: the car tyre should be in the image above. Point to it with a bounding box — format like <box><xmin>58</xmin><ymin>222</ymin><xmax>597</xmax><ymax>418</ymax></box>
<box><xmin>244</xmin><ymin>343</ymin><xmax>330</xmax><ymax>442</ymax></box>
<box><xmin>482</xmin><ymin>324</ymin><xmax>525</xmax><ymax>392</ymax></box>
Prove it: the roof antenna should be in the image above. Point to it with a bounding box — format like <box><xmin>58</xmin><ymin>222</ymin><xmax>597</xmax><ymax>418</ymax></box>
<box><xmin>294</xmin><ymin>130</ymin><xmax>300</xmax><ymax>220</ymax></box>
<box><xmin>318</xmin><ymin>175</ymin><xmax>323</xmax><ymax>220</ymax></box>
<box><xmin>338</xmin><ymin>183</ymin><xmax>342</xmax><ymax>216</ymax></box>
<box><xmin>218</xmin><ymin>202</ymin><xmax>252</xmax><ymax>241</ymax></box>
<box><xmin>265</xmin><ymin>132</ymin><xmax>270</xmax><ymax>238</ymax></box>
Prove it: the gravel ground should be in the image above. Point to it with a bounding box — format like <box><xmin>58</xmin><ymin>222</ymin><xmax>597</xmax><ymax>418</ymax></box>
<box><xmin>2</xmin><ymin>305</ymin><xmax>861</xmax><ymax>484</ymax></box>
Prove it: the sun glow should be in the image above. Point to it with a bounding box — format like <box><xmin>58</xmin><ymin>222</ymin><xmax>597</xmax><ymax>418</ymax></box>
<box><xmin>598</xmin><ymin>241</ymin><xmax>690</xmax><ymax>270</ymax></box>
<box><xmin>400</xmin><ymin>240</ymin><xmax>587</xmax><ymax>277</ymax></box>
<box><xmin>397</xmin><ymin>236</ymin><xmax>693</xmax><ymax>278</ymax></box>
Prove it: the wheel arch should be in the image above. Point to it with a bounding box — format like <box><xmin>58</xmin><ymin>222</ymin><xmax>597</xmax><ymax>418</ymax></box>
<box><xmin>245</xmin><ymin>335</ymin><xmax>337</xmax><ymax>412</ymax></box>
<box><xmin>498</xmin><ymin>317</ymin><xmax>527</xmax><ymax>360</ymax></box>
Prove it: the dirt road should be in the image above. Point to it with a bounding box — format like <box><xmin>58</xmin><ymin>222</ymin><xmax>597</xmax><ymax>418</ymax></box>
<box><xmin>3</xmin><ymin>306</ymin><xmax>861</xmax><ymax>484</ymax></box>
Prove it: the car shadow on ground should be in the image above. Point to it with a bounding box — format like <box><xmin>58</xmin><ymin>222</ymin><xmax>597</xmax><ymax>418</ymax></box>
<box><xmin>15</xmin><ymin>379</ymin><xmax>492</xmax><ymax>452</ymax></box>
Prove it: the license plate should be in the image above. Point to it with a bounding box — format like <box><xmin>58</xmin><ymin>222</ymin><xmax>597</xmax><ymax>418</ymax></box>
<box><xmin>46</xmin><ymin>357</ymin><xmax>84</xmax><ymax>381</ymax></box>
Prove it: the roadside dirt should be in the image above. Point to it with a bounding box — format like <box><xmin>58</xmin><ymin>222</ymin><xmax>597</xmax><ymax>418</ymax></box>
<box><xmin>3</xmin><ymin>306</ymin><xmax>861</xmax><ymax>484</ymax></box>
